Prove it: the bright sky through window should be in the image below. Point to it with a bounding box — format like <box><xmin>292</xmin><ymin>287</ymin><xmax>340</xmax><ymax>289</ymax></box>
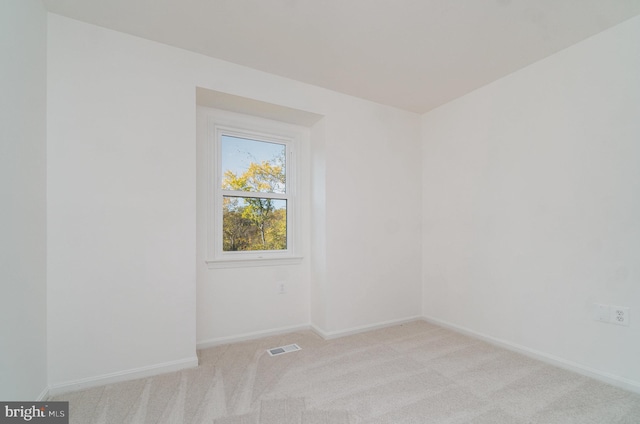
<box><xmin>221</xmin><ymin>135</ymin><xmax>286</xmax><ymax>193</ymax></box>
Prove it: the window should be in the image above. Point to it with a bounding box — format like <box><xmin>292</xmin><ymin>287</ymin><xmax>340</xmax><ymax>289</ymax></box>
<box><xmin>205</xmin><ymin>109</ymin><xmax>305</xmax><ymax>267</ymax></box>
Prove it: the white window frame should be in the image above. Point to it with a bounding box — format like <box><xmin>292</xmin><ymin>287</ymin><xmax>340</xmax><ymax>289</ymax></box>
<box><xmin>205</xmin><ymin>109</ymin><xmax>305</xmax><ymax>268</ymax></box>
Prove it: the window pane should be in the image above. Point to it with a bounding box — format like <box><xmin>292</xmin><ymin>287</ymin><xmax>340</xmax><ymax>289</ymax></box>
<box><xmin>223</xmin><ymin>197</ymin><xmax>287</xmax><ymax>251</ymax></box>
<box><xmin>221</xmin><ymin>135</ymin><xmax>286</xmax><ymax>194</ymax></box>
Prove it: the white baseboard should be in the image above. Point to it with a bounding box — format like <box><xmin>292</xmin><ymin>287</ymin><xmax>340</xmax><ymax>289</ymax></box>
<box><xmin>36</xmin><ymin>386</ymin><xmax>49</xmax><ymax>401</ymax></box>
<box><xmin>196</xmin><ymin>324</ymin><xmax>312</xmax><ymax>349</ymax></box>
<box><xmin>48</xmin><ymin>356</ymin><xmax>199</xmax><ymax>396</ymax></box>
<box><xmin>196</xmin><ymin>316</ymin><xmax>423</xmax><ymax>348</ymax></box>
<box><xmin>311</xmin><ymin>316</ymin><xmax>422</xmax><ymax>340</ymax></box>
<box><xmin>422</xmin><ymin>316</ymin><xmax>640</xmax><ymax>395</ymax></box>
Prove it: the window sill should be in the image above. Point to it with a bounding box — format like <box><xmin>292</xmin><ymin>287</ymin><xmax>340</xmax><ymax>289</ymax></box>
<box><xmin>206</xmin><ymin>256</ymin><xmax>303</xmax><ymax>269</ymax></box>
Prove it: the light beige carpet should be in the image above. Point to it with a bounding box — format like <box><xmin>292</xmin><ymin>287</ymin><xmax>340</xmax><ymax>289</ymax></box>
<box><xmin>49</xmin><ymin>320</ymin><xmax>640</xmax><ymax>423</ymax></box>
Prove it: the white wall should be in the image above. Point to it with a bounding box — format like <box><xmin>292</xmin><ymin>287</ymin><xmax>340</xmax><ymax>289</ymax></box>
<box><xmin>422</xmin><ymin>15</ymin><xmax>640</xmax><ymax>390</ymax></box>
<box><xmin>321</xmin><ymin>105</ymin><xmax>423</xmax><ymax>335</ymax></box>
<box><xmin>0</xmin><ymin>0</ymin><xmax>48</xmax><ymax>400</ymax></box>
<box><xmin>47</xmin><ymin>14</ymin><xmax>422</xmax><ymax>387</ymax></box>
<box><xmin>47</xmin><ymin>15</ymin><xmax>198</xmax><ymax>390</ymax></box>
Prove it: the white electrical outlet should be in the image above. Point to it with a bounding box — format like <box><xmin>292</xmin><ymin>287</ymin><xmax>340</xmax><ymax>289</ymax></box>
<box><xmin>277</xmin><ymin>282</ymin><xmax>286</xmax><ymax>295</ymax></box>
<box><xmin>610</xmin><ymin>306</ymin><xmax>630</xmax><ymax>326</ymax></box>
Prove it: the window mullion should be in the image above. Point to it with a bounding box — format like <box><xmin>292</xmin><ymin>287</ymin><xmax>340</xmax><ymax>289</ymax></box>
<box><xmin>222</xmin><ymin>189</ymin><xmax>288</xmax><ymax>200</ymax></box>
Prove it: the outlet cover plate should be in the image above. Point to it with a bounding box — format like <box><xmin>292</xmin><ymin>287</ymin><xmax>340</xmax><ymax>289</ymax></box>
<box><xmin>610</xmin><ymin>306</ymin><xmax>630</xmax><ymax>326</ymax></box>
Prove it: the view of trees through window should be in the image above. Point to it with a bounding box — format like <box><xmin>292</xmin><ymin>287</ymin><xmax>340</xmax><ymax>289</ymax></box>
<box><xmin>221</xmin><ymin>135</ymin><xmax>287</xmax><ymax>251</ymax></box>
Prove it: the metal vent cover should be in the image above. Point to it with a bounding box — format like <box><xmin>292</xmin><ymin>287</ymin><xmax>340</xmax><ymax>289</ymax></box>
<box><xmin>267</xmin><ymin>343</ymin><xmax>301</xmax><ymax>356</ymax></box>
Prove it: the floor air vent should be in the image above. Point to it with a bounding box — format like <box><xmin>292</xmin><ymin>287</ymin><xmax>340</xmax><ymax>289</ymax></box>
<box><xmin>267</xmin><ymin>343</ymin><xmax>301</xmax><ymax>356</ymax></box>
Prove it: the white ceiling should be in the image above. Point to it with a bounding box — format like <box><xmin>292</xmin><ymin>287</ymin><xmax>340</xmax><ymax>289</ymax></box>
<box><xmin>43</xmin><ymin>0</ymin><xmax>640</xmax><ymax>113</ymax></box>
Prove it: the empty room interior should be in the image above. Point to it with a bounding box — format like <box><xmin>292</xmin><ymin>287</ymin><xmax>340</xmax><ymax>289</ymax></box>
<box><xmin>2</xmin><ymin>0</ymin><xmax>640</xmax><ymax>422</ymax></box>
